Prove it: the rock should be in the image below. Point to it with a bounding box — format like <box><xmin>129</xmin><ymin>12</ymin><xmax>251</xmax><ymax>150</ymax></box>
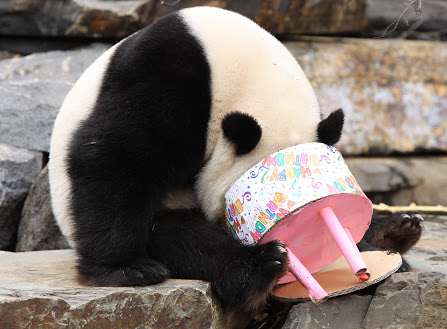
<box><xmin>0</xmin><ymin>36</ymin><xmax>93</xmax><ymax>55</ymax></box>
<box><xmin>285</xmin><ymin>37</ymin><xmax>447</xmax><ymax>155</ymax></box>
<box><xmin>0</xmin><ymin>50</ymin><xmax>18</xmax><ymax>60</ymax></box>
<box><xmin>405</xmin><ymin>216</ymin><xmax>447</xmax><ymax>274</ymax></box>
<box><xmin>282</xmin><ymin>272</ymin><xmax>447</xmax><ymax>329</ymax></box>
<box><xmin>151</xmin><ymin>0</ymin><xmax>367</xmax><ymax>36</ymax></box>
<box><xmin>366</xmin><ymin>0</ymin><xmax>447</xmax><ymax>37</ymax></box>
<box><xmin>0</xmin><ymin>0</ymin><xmax>151</xmax><ymax>39</ymax></box>
<box><xmin>0</xmin><ymin>0</ymin><xmax>366</xmax><ymax>39</ymax></box>
<box><xmin>345</xmin><ymin>157</ymin><xmax>447</xmax><ymax>206</ymax></box>
<box><xmin>0</xmin><ymin>249</ymin><xmax>226</xmax><ymax>328</ymax></box>
<box><xmin>0</xmin><ymin>144</ymin><xmax>42</xmax><ymax>251</ymax></box>
<box><xmin>282</xmin><ymin>294</ymin><xmax>373</xmax><ymax>329</ymax></box>
<box><xmin>363</xmin><ymin>272</ymin><xmax>447</xmax><ymax>329</ymax></box>
<box><xmin>0</xmin><ymin>43</ymin><xmax>109</xmax><ymax>152</ymax></box>
<box><xmin>16</xmin><ymin>166</ymin><xmax>70</xmax><ymax>252</ymax></box>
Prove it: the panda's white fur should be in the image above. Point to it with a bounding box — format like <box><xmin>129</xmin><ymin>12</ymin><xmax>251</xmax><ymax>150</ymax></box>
<box><xmin>49</xmin><ymin>45</ymin><xmax>119</xmax><ymax>245</ymax></box>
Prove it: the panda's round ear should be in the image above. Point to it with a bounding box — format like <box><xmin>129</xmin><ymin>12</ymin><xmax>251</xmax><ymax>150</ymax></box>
<box><xmin>317</xmin><ymin>109</ymin><xmax>344</xmax><ymax>146</ymax></box>
<box><xmin>222</xmin><ymin>112</ymin><xmax>262</xmax><ymax>155</ymax></box>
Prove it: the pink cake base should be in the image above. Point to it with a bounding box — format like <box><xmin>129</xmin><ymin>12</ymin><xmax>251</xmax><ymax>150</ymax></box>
<box><xmin>260</xmin><ymin>193</ymin><xmax>372</xmax><ymax>284</ymax></box>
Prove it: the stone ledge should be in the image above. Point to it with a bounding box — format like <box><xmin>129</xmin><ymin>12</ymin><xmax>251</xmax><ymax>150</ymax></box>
<box><xmin>0</xmin><ymin>250</ymin><xmax>224</xmax><ymax>329</ymax></box>
<box><xmin>0</xmin><ymin>43</ymin><xmax>110</xmax><ymax>152</ymax></box>
<box><xmin>345</xmin><ymin>156</ymin><xmax>447</xmax><ymax>206</ymax></box>
<box><xmin>282</xmin><ymin>272</ymin><xmax>447</xmax><ymax>329</ymax></box>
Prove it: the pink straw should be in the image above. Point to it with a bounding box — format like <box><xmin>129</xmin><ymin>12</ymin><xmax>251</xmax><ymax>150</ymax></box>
<box><xmin>320</xmin><ymin>207</ymin><xmax>370</xmax><ymax>281</ymax></box>
<box><xmin>285</xmin><ymin>245</ymin><xmax>329</xmax><ymax>304</ymax></box>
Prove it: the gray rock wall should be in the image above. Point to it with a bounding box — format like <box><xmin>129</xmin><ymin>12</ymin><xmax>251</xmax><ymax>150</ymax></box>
<box><xmin>0</xmin><ymin>43</ymin><xmax>109</xmax><ymax>152</ymax></box>
<box><xmin>0</xmin><ymin>144</ymin><xmax>42</xmax><ymax>250</ymax></box>
<box><xmin>2</xmin><ymin>38</ymin><xmax>446</xmax><ymax>155</ymax></box>
<box><xmin>282</xmin><ymin>272</ymin><xmax>447</xmax><ymax>329</ymax></box>
<box><xmin>16</xmin><ymin>166</ymin><xmax>70</xmax><ymax>252</ymax></box>
<box><xmin>282</xmin><ymin>294</ymin><xmax>373</xmax><ymax>329</ymax></box>
<box><xmin>346</xmin><ymin>157</ymin><xmax>447</xmax><ymax>206</ymax></box>
<box><xmin>363</xmin><ymin>272</ymin><xmax>447</xmax><ymax>329</ymax></box>
<box><xmin>286</xmin><ymin>37</ymin><xmax>447</xmax><ymax>155</ymax></box>
<box><xmin>367</xmin><ymin>0</ymin><xmax>447</xmax><ymax>37</ymax></box>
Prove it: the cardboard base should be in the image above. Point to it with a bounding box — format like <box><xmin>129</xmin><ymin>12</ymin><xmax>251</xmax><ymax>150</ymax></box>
<box><xmin>272</xmin><ymin>251</ymin><xmax>402</xmax><ymax>302</ymax></box>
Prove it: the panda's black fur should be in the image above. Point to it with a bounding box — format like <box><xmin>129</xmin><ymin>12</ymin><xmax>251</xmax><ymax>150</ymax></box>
<box><xmin>49</xmin><ymin>7</ymin><xmax>421</xmax><ymax>317</ymax></box>
<box><xmin>67</xmin><ymin>12</ymin><xmax>212</xmax><ymax>286</ymax></box>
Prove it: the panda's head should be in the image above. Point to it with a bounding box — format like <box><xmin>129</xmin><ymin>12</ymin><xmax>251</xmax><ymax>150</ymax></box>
<box><xmin>181</xmin><ymin>7</ymin><xmax>344</xmax><ymax>224</ymax></box>
<box><xmin>195</xmin><ymin>108</ymin><xmax>344</xmax><ymax>225</ymax></box>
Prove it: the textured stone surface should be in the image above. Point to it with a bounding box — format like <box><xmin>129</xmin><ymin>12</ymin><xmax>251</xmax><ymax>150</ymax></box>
<box><xmin>286</xmin><ymin>37</ymin><xmax>447</xmax><ymax>155</ymax></box>
<box><xmin>0</xmin><ymin>43</ymin><xmax>109</xmax><ymax>152</ymax></box>
<box><xmin>346</xmin><ymin>156</ymin><xmax>447</xmax><ymax>206</ymax></box>
<box><xmin>0</xmin><ymin>50</ymin><xmax>18</xmax><ymax>60</ymax></box>
<box><xmin>282</xmin><ymin>294</ymin><xmax>372</xmax><ymax>329</ymax></box>
<box><xmin>405</xmin><ymin>216</ymin><xmax>447</xmax><ymax>274</ymax></box>
<box><xmin>282</xmin><ymin>272</ymin><xmax>447</xmax><ymax>329</ymax></box>
<box><xmin>0</xmin><ymin>0</ymin><xmax>152</xmax><ymax>39</ymax></box>
<box><xmin>367</xmin><ymin>0</ymin><xmax>447</xmax><ymax>36</ymax></box>
<box><xmin>0</xmin><ymin>249</ymin><xmax>224</xmax><ymax>328</ymax></box>
<box><xmin>0</xmin><ymin>0</ymin><xmax>366</xmax><ymax>39</ymax></box>
<box><xmin>16</xmin><ymin>166</ymin><xmax>70</xmax><ymax>252</ymax></box>
<box><xmin>363</xmin><ymin>272</ymin><xmax>447</xmax><ymax>329</ymax></box>
<box><xmin>151</xmin><ymin>0</ymin><xmax>367</xmax><ymax>36</ymax></box>
<box><xmin>0</xmin><ymin>144</ymin><xmax>42</xmax><ymax>250</ymax></box>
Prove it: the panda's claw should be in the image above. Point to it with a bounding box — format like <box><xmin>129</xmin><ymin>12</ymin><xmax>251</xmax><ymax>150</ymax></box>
<box><xmin>277</xmin><ymin>245</ymin><xmax>287</xmax><ymax>254</ymax></box>
<box><xmin>414</xmin><ymin>214</ymin><xmax>424</xmax><ymax>221</ymax></box>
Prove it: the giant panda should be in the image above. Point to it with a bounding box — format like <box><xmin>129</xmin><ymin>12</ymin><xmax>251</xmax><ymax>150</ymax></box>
<box><xmin>49</xmin><ymin>6</ymin><xmax>422</xmax><ymax>315</ymax></box>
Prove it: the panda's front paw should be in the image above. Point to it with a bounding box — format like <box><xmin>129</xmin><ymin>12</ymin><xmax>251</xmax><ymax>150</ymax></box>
<box><xmin>251</xmin><ymin>240</ymin><xmax>288</xmax><ymax>280</ymax></box>
<box><xmin>388</xmin><ymin>212</ymin><xmax>423</xmax><ymax>254</ymax></box>
<box><xmin>77</xmin><ymin>257</ymin><xmax>170</xmax><ymax>287</ymax></box>
<box><xmin>368</xmin><ymin>212</ymin><xmax>423</xmax><ymax>254</ymax></box>
<box><xmin>218</xmin><ymin>241</ymin><xmax>288</xmax><ymax>312</ymax></box>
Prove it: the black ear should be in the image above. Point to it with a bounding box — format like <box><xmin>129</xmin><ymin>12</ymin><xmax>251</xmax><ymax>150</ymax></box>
<box><xmin>222</xmin><ymin>112</ymin><xmax>262</xmax><ymax>155</ymax></box>
<box><xmin>317</xmin><ymin>109</ymin><xmax>344</xmax><ymax>146</ymax></box>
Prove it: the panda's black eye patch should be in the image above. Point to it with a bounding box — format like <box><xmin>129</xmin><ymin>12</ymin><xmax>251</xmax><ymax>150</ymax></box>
<box><xmin>222</xmin><ymin>112</ymin><xmax>262</xmax><ymax>155</ymax></box>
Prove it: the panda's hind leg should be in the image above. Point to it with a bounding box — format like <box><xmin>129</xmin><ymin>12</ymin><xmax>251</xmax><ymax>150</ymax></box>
<box><xmin>67</xmin><ymin>155</ymin><xmax>171</xmax><ymax>287</ymax></box>
<box><xmin>74</xmin><ymin>204</ymin><xmax>172</xmax><ymax>288</ymax></box>
<box><xmin>146</xmin><ymin>209</ymin><xmax>288</xmax><ymax>312</ymax></box>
